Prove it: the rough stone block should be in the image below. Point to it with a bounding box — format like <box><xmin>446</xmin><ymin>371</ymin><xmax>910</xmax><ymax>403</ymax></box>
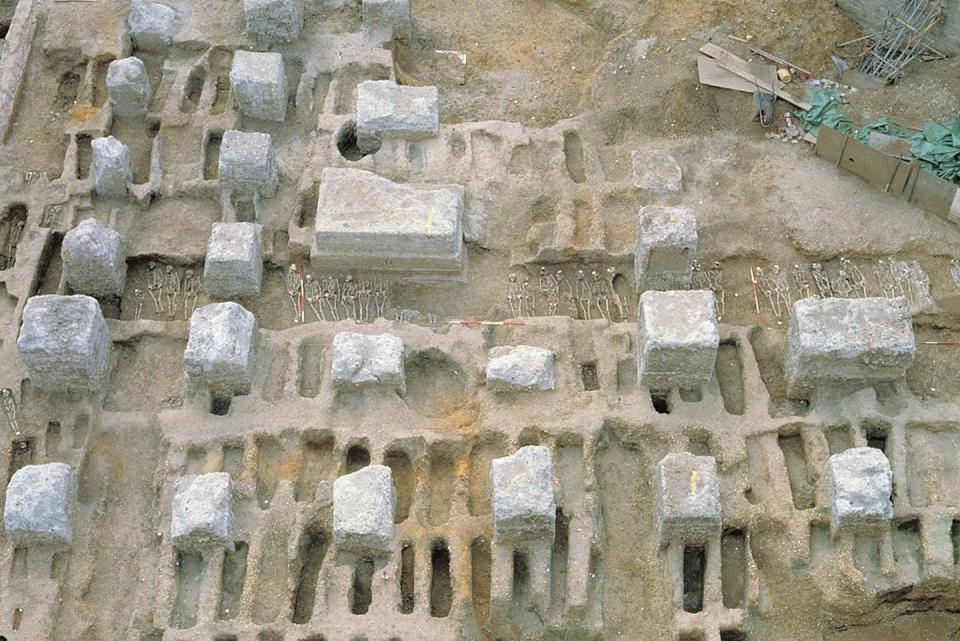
<box><xmin>62</xmin><ymin>218</ymin><xmax>127</xmax><ymax>297</ymax></box>
<box><xmin>491</xmin><ymin>446</ymin><xmax>555</xmax><ymax>544</ymax></box>
<box><xmin>632</xmin><ymin>149</ymin><xmax>682</xmax><ymax>192</ymax></box>
<box><xmin>244</xmin><ymin>0</ymin><xmax>301</xmax><ymax>42</ymax></box>
<box><xmin>17</xmin><ymin>295</ymin><xmax>111</xmax><ymax>393</ymax></box>
<box><xmin>4</xmin><ymin>463</ymin><xmax>74</xmax><ymax>547</ymax></box>
<box><xmin>171</xmin><ymin>473</ymin><xmax>232</xmax><ymax>549</ymax></box>
<box><xmin>183</xmin><ymin>302</ymin><xmax>257</xmax><ymax>395</ymax></box>
<box><xmin>331</xmin><ymin>332</ymin><xmax>405</xmax><ymax>393</ymax></box>
<box><xmin>311</xmin><ymin>168</ymin><xmax>464</xmax><ymax>276</ymax></box>
<box><xmin>361</xmin><ymin>0</ymin><xmax>410</xmax><ymax>42</ymax></box>
<box><xmin>634</xmin><ymin>205</ymin><xmax>698</xmax><ymax>291</ymax></box>
<box><xmin>128</xmin><ymin>0</ymin><xmax>177</xmax><ymax>50</ymax></box>
<box><xmin>485</xmin><ymin>345</ymin><xmax>555</xmax><ymax>392</ymax></box>
<box><xmin>333</xmin><ymin>465</ymin><xmax>395</xmax><ymax>556</ymax></box>
<box><xmin>356</xmin><ymin>80</ymin><xmax>439</xmax><ymax>152</ymax></box>
<box><xmin>785</xmin><ymin>297</ymin><xmax>915</xmax><ymax>398</ymax></box>
<box><xmin>106</xmin><ymin>56</ymin><xmax>152</xmax><ymax>118</ymax></box>
<box><xmin>203</xmin><ymin>222</ymin><xmax>263</xmax><ymax>298</ymax></box>
<box><xmin>219</xmin><ymin>130</ymin><xmax>279</xmax><ymax>200</ymax></box>
<box><xmin>637</xmin><ymin>290</ymin><xmax>719</xmax><ymax>389</ymax></box>
<box><xmin>229</xmin><ymin>50</ymin><xmax>287</xmax><ymax>122</ymax></box>
<box><xmin>92</xmin><ymin>136</ymin><xmax>132</xmax><ymax>198</ymax></box>
<box><xmin>654</xmin><ymin>452</ymin><xmax>721</xmax><ymax>545</ymax></box>
<box><xmin>827</xmin><ymin>447</ymin><xmax>893</xmax><ymax>535</ymax></box>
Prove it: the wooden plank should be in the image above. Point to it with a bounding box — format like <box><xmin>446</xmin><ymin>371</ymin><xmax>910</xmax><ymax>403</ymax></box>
<box><xmin>696</xmin><ymin>55</ymin><xmax>756</xmax><ymax>93</ymax></box>
<box><xmin>699</xmin><ymin>43</ymin><xmax>813</xmax><ymax>110</ymax></box>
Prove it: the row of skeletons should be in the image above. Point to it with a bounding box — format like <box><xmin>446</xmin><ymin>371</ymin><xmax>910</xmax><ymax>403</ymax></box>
<box><xmin>286</xmin><ymin>265</ymin><xmax>389</xmax><ymax>324</ymax></box>
<box><xmin>138</xmin><ymin>262</ymin><xmax>202</xmax><ymax>321</ymax></box>
<box><xmin>754</xmin><ymin>257</ymin><xmax>932</xmax><ymax>325</ymax></box>
<box><xmin>507</xmin><ymin>267</ymin><xmax>628</xmax><ymax>321</ymax></box>
<box><xmin>691</xmin><ymin>260</ymin><xmax>726</xmax><ymax>321</ymax></box>
<box><xmin>0</xmin><ymin>219</ymin><xmax>24</xmax><ymax>270</ymax></box>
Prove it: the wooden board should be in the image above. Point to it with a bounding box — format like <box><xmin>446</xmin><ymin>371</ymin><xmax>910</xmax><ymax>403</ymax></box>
<box><xmin>696</xmin><ymin>54</ymin><xmax>756</xmax><ymax>93</ymax></box>
<box><xmin>699</xmin><ymin>43</ymin><xmax>813</xmax><ymax>111</ymax></box>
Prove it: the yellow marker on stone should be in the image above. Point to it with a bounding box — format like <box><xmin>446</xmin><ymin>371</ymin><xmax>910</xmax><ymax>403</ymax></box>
<box><xmin>690</xmin><ymin>469</ymin><xmax>698</xmax><ymax>494</ymax></box>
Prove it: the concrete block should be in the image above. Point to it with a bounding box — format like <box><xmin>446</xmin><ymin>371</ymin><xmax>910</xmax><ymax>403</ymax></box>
<box><xmin>17</xmin><ymin>295</ymin><xmax>111</xmax><ymax>393</ymax></box>
<box><xmin>106</xmin><ymin>56</ymin><xmax>152</xmax><ymax>118</ymax></box>
<box><xmin>183</xmin><ymin>302</ymin><xmax>257</xmax><ymax>395</ymax></box>
<box><xmin>654</xmin><ymin>452</ymin><xmax>721</xmax><ymax>545</ymax></box>
<box><xmin>632</xmin><ymin>149</ymin><xmax>682</xmax><ymax>192</ymax></box>
<box><xmin>4</xmin><ymin>463</ymin><xmax>74</xmax><ymax>547</ymax></box>
<box><xmin>92</xmin><ymin>136</ymin><xmax>132</xmax><ymax>198</ymax></box>
<box><xmin>230</xmin><ymin>50</ymin><xmax>287</xmax><ymax>122</ymax></box>
<box><xmin>634</xmin><ymin>205</ymin><xmax>698</xmax><ymax>291</ymax></box>
<box><xmin>244</xmin><ymin>0</ymin><xmax>301</xmax><ymax>42</ymax></box>
<box><xmin>331</xmin><ymin>332</ymin><xmax>405</xmax><ymax>393</ymax></box>
<box><xmin>785</xmin><ymin>297</ymin><xmax>915</xmax><ymax>398</ymax></box>
<box><xmin>62</xmin><ymin>218</ymin><xmax>127</xmax><ymax>298</ymax></box>
<box><xmin>333</xmin><ymin>465</ymin><xmax>395</xmax><ymax>556</ymax></box>
<box><xmin>827</xmin><ymin>447</ymin><xmax>892</xmax><ymax>535</ymax></box>
<box><xmin>171</xmin><ymin>473</ymin><xmax>232</xmax><ymax>549</ymax></box>
<box><xmin>128</xmin><ymin>0</ymin><xmax>177</xmax><ymax>50</ymax></box>
<box><xmin>485</xmin><ymin>345</ymin><xmax>555</xmax><ymax>392</ymax></box>
<box><xmin>356</xmin><ymin>80</ymin><xmax>438</xmax><ymax>152</ymax></box>
<box><xmin>219</xmin><ymin>130</ymin><xmax>279</xmax><ymax>200</ymax></box>
<box><xmin>361</xmin><ymin>0</ymin><xmax>410</xmax><ymax>42</ymax></box>
<box><xmin>491</xmin><ymin>446</ymin><xmax>555</xmax><ymax>544</ymax></box>
<box><xmin>311</xmin><ymin>168</ymin><xmax>464</xmax><ymax>276</ymax></box>
<box><xmin>203</xmin><ymin>222</ymin><xmax>263</xmax><ymax>298</ymax></box>
<box><xmin>637</xmin><ymin>290</ymin><xmax>719</xmax><ymax>389</ymax></box>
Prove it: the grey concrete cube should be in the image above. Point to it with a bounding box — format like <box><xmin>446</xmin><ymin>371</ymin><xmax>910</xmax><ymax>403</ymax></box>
<box><xmin>229</xmin><ymin>50</ymin><xmax>287</xmax><ymax>122</ymax></box>
<box><xmin>333</xmin><ymin>465</ymin><xmax>395</xmax><ymax>556</ymax></box>
<box><xmin>244</xmin><ymin>0</ymin><xmax>301</xmax><ymax>42</ymax></box>
<box><xmin>356</xmin><ymin>80</ymin><xmax>439</xmax><ymax>152</ymax></box>
<box><xmin>311</xmin><ymin>168</ymin><xmax>464</xmax><ymax>277</ymax></box>
<box><xmin>106</xmin><ymin>56</ymin><xmax>152</xmax><ymax>118</ymax></box>
<box><xmin>638</xmin><ymin>290</ymin><xmax>719</xmax><ymax>389</ymax></box>
<box><xmin>785</xmin><ymin>297</ymin><xmax>915</xmax><ymax>398</ymax></box>
<box><xmin>634</xmin><ymin>205</ymin><xmax>698</xmax><ymax>291</ymax></box>
<box><xmin>331</xmin><ymin>332</ymin><xmax>405</xmax><ymax>393</ymax></box>
<box><xmin>491</xmin><ymin>446</ymin><xmax>556</xmax><ymax>544</ymax></box>
<box><xmin>128</xmin><ymin>0</ymin><xmax>177</xmax><ymax>51</ymax></box>
<box><xmin>827</xmin><ymin>447</ymin><xmax>892</xmax><ymax>536</ymax></box>
<box><xmin>485</xmin><ymin>345</ymin><xmax>555</xmax><ymax>392</ymax></box>
<box><xmin>654</xmin><ymin>452</ymin><xmax>721</xmax><ymax>546</ymax></box>
<box><xmin>632</xmin><ymin>149</ymin><xmax>683</xmax><ymax>192</ymax></box>
<box><xmin>62</xmin><ymin>218</ymin><xmax>127</xmax><ymax>298</ymax></box>
<box><xmin>203</xmin><ymin>222</ymin><xmax>263</xmax><ymax>298</ymax></box>
<box><xmin>171</xmin><ymin>473</ymin><xmax>232</xmax><ymax>550</ymax></box>
<box><xmin>4</xmin><ymin>463</ymin><xmax>74</xmax><ymax>547</ymax></box>
<box><xmin>183</xmin><ymin>302</ymin><xmax>257</xmax><ymax>395</ymax></box>
<box><xmin>361</xmin><ymin>0</ymin><xmax>410</xmax><ymax>42</ymax></box>
<box><xmin>219</xmin><ymin>130</ymin><xmax>279</xmax><ymax>200</ymax></box>
<box><xmin>92</xmin><ymin>136</ymin><xmax>132</xmax><ymax>198</ymax></box>
<box><xmin>17</xmin><ymin>295</ymin><xmax>111</xmax><ymax>393</ymax></box>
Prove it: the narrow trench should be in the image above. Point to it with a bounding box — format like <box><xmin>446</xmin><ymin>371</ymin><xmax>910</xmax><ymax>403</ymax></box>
<box><xmin>203</xmin><ymin>131</ymin><xmax>222</xmax><ymax>180</ymax></box>
<box><xmin>682</xmin><ymin>546</ymin><xmax>705</xmax><ymax>613</ymax></box>
<box><xmin>468</xmin><ymin>439</ymin><xmax>503</xmax><ymax>516</ymax></box>
<box><xmin>351</xmin><ymin>557</ymin><xmax>375</xmax><ymax>614</ymax></box>
<box><xmin>74</xmin><ymin>414</ymin><xmax>89</xmax><ymax>447</ymax></box>
<box><xmin>170</xmin><ymin>551</ymin><xmax>204</xmax><ymax>629</ymax></box>
<box><xmin>778</xmin><ymin>433</ymin><xmax>815</xmax><ymax>510</ymax></box>
<box><xmin>11</xmin><ymin>547</ymin><xmax>26</xmax><ymax>577</ymax></box>
<box><xmin>400</xmin><ymin>543</ymin><xmax>415</xmax><ymax>614</ymax></box>
<box><xmin>580</xmin><ymin>362</ymin><xmax>599</xmax><ymax>391</ymax></box>
<box><xmin>252</xmin><ymin>529</ymin><xmax>289</xmax><ymax>624</ymax></box>
<box><xmin>185</xmin><ymin>446</ymin><xmax>205</xmax><ymax>474</ymax></box>
<box><xmin>217</xmin><ymin>542</ymin><xmax>249</xmax><ymax>620</ymax></box>
<box><xmin>45</xmin><ymin>422</ymin><xmax>61</xmax><ymax>457</ymax></box>
<box><xmin>651</xmin><ymin>390</ymin><xmax>671</xmax><ymax>414</ymax></box>
<box><xmin>511</xmin><ymin>550</ymin><xmax>530</xmax><ymax>619</ymax></box>
<box><xmin>181</xmin><ymin>66</ymin><xmax>206</xmax><ymax>113</ymax></box>
<box><xmin>9</xmin><ymin>438</ymin><xmax>33</xmax><ymax>481</ymax></box>
<box><xmin>384</xmin><ymin>449</ymin><xmax>413</xmax><ymax>522</ymax></box>
<box><xmin>563</xmin><ymin>130</ymin><xmax>586</xmax><ymax>183</ymax></box>
<box><xmin>720</xmin><ymin>529</ymin><xmax>746</xmax><ymax>609</ymax></box>
<box><xmin>716</xmin><ymin>342</ymin><xmax>745</xmax><ymax>415</ymax></box>
<box><xmin>212</xmin><ymin>75</ymin><xmax>230</xmax><ymax>115</ymax></box>
<box><xmin>222</xmin><ymin>444</ymin><xmax>244</xmax><ymax>477</ymax></box>
<box><xmin>76</xmin><ymin>134</ymin><xmax>93</xmax><ymax>179</ymax></box>
<box><xmin>344</xmin><ymin>444</ymin><xmax>370</xmax><ymax>474</ymax></box>
<box><xmin>292</xmin><ymin>527</ymin><xmax>329</xmax><ymax>624</ymax></box>
<box><xmin>824</xmin><ymin>424</ymin><xmax>853</xmax><ymax>455</ymax></box>
<box><xmin>428</xmin><ymin>450</ymin><xmax>454</xmax><ymax>526</ymax></box>
<box><xmin>255</xmin><ymin>436</ymin><xmax>282</xmax><ymax>509</ymax></box>
<box><xmin>295</xmin><ymin>435</ymin><xmax>333</xmax><ymax>503</ymax></box>
<box><xmin>430</xmin><ymin>541</ymin><xmax>452</xmax><ymax>618</ymax></box>
<box><xmin>550</xmin><ymin>507</ymin><xmax>570</xmax><ymax>612</ymax></box>
<box><xmin>91</xmin><ymin>58</ymin><xmax>112</xmax><ymax>107</ymax></box>
<box><xmin>952</xmin><ymin>520</ymin><xmax>960</xmax><ymax>566</ymax></box>
<box><xmin>297</xmin><ymin>336</ymin><xmax>324</xmax><ymax>398</ymax></box>
<box><xmin>470</xmin><ymin>537</ymin><xmax>491</xmax><ymax>626</ymax></box>
<box><xmin>892</xmin><ymin>519</ymin><xmax>921</xmax><ymax>581</ymax></box>
<box><xmin>210</xmin><ymin>393</ymin><xmax>232</xmax><ymax>416</ymax></box>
